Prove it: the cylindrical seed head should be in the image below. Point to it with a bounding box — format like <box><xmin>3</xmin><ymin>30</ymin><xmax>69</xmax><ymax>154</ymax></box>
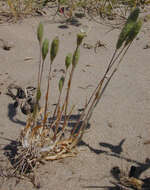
<box><xmin>65</xmin><ymin>53</ymin><xmax>72</xmax><ymax>70</ymax></box>
<box><xmin>42</xmin><ymin>38</ymin><xmax>49</xmax><ymax>61</ymax></box>
<box><xmin>72</xmin><ymin>48</ymin><xmax>80</xmax><ymax>67</ymax></box>
<box><xmin>59</xmin><ymin>76</ymin><xmax>65</xmax><ymax>93</ymax></box>
<box><xmin>50</xmin><ymin>37</ymin><xmax>59</xmax><ymax>62</ymax></box>
<box><xmin>127</xmin><ymin>7</ymin><xmax>140</xmax><ymax>23</ymax></box>
<box><xmin>37</xmin><ymin>22</ymin><xmax>44</xmax><ymax>44</ymax></box>
<box><xmin>77</xmin><ymin>33</ymin><xmax>86</xmax><ymax>47</ymax></box>
<box><xmin>116</xmin><ymin>7</ymin><xmax>140</xmax><ymax>49</ymax></box>
<box><xmin>116</xmin><ymin>21</ymin><xmax>135</xmax><ymax>49</ymax></box>
<box><xmin>125</xmin><ymin>19</ymin><xmax>142</xmax><ymax>46</ymax></box>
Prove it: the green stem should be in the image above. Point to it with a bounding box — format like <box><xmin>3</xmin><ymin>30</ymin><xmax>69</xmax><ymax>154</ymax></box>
<box><xmin>37</xmin><ymin>42</ymin><xmax>42</xmax><ymax>86</ymax></box>
<box><xmin>71</xmin><ymin>43</ymin><xmax>132</xmax><ymax>145</ymax></box>
<box><xmin>64</xmin><ymin>65</ymin><xmax>75</xmax><ymax>116</ymax></box>
<box><xmin>39</xmin><ymin>59</ymin><xmax>45</xmax><ymax>86</ymax></box>
<box><xmin>71</xmin><ymin>48</ymin><xmax>118</xmax><ymax>136</ymax></box>
<box><xmin>43</xmin><ymin>60</ymin><xmax>53</xmax><ymax>128</ymax></box>
<box><xmin>53</xmin><ymin>72</ymin><xmax>67</xmax><ymax>120</ymax></box>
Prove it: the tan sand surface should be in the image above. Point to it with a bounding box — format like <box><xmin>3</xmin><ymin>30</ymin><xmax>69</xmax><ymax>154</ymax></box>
<box><xmin>0</xmin><ymin>10</ymin><xmax>150</xmax><ymax>190</ymax></box>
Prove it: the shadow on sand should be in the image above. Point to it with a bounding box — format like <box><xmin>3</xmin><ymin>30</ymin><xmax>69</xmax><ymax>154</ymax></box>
<box><xmin>80</xmin><ymin>139</ymin><xmax>150</xmax><ymax>189</ymax></box>
<box><xmin>7</xmin><ymin>103</ymin><xmax>26</xmax><ymax>126</ymax></box>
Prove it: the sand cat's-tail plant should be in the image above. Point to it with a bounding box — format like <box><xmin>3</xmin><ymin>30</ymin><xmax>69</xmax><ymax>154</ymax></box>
<box><xmin>52</xmin><ymin>53</ymin><xmax>72</xmax><ymax>120</ymax></box>
<box><xmin>32</xmin><ymin>24</ymin><xmax>48</xmax><ymax>123</ymax></box>
<box><xmin>42</xmin><ymin>37</ymin><xmax>59</xmax><ymax>128</ymax></box>
<box><xmin>52</xmin><ymin>33</ymin><xmax>84</xmax><ymax>140</ymax></box>
<box><xmin>15</xmin><ymin>7</ymin><xmax>142</xmax><ymax>175</ymax></box>
<box><xmin>69</xmin><ymin>7</ymin><xmax>142</xmax><ymax>147</ymax></box>
<box><xmin>15</xmin><ymin>26</ymin><xmax>86</xmax><ymax>174</ymax></box>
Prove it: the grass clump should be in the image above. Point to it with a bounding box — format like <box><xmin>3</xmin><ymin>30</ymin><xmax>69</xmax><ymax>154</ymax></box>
<box><xmin>56</xmin><ymin>0</ymin><xmax>149</xmax><ymax>20</ymax></box>
<box><xmin>0</xmin><ymin>0</ymin><xmax>149</xmax><ymax>22</ymax></box>
<box><xmin>0</xmin><ymin>0</ymin><xmax>46</xmax><ymax>21</ymax></box>
<box><xmin>12</xmin><ymin>7</ymin><xmax>142</xmax><ymax>175</ymax></box>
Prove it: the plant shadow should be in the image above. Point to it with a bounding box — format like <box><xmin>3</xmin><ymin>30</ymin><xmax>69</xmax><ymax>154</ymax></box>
<box><xmin>110</xmin><ymin>160</ymin><xmax>150</xmax><ymax>189</ymax></box>
<box><xmin>99</xmin><ymin>139</ymin><xmax>126</xmax><ymax>154</ymax></box>
<box><xmin>3</xmin><ymin>111</ymin><xmax>91</xmax><ymax>167</ymax></box>
<box><xmin>58</xmin><ymin>17</ymin><xmax>81</xmax><ymax>29</ymax></box>
<box><xmin>7</xmin><ymin>103</ymin><xmax>26</xmax><ymax>126</ymax></box>
<box><xmin>82</xmin><ymin>185</ymin><xmax>121</xmax><ymax>190</ymax></box>
<box><xmin>48</xmin><ymin>112</ymin><xmax>91</xmax><ymax>135</ymax></box>
<box><xmin>81</xmin><ymin>139</ymin><xmax>150</xmax><ymax>189</ymax></box>
<box><xmin>1</xmin><ymin>136</ymin><xmax>20</xmax><ymax>166</ymax></box>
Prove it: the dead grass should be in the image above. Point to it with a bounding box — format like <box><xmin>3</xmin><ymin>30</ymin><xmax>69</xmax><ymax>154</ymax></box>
<box><xmin>0</xmin><ymin>0</ymin><xmax>150</xmax><ymax>23</ymax></box>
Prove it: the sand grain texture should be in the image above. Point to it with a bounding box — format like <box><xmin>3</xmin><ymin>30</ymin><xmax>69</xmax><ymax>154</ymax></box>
<box><xmin>0</xmin><ymin>13</ymin><xmax>150</xmax><ymax>190</ymax></box>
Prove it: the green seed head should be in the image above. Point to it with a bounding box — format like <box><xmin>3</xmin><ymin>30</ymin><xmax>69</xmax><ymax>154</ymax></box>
<box><xmin>116</xmin><ymin>7</ymin><xmax>140</xmax><ymax>49</ymax></box>
<box><xmin>50</xmin><ymin>37</ymin><xmax>59</xmax><ymax>62</ymax></box>
<box><xmin>116</xmin><ymin>21</ymin><xmax>135</xmax><ymax>49</ymax></box>
<box><xmin>77</xmin><ymin>33</ymin><xmax>86</xmax><ymax>47</ymax></box>
<box><xmin>59</xmin><ymin>76</ymin><xmax>65</xmax><ymax>93</ymax></box>
<box><xmin>127</xmin><ymin>7</ymin><xmax>140</xmax><ymax>23</ymax></box>
<box><xmin>42</xmin><ymin>38</ymin><xmax>49</xmax><ymax>61</ymax></box>
<box><xmin>125</xmin><ymin>19</ymin><xmax>142</xmax><ymax>46</ymax></box>
<box><xmin>37</xmin><ymin>22</ymin><xmax>44</xmax><ymax>44</ymax></box>
<box><xmin>72</xmin><ymin>48</ymin><xmax>80</xmax><ymax>67</ymax></box>
<box><xmin>65</xmin><ymin>53</ymin><xmax>72</xmax><ymax>70</ymax></box>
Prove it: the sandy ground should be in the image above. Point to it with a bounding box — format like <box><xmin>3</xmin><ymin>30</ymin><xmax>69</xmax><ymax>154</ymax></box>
<box><xmin>0</xmin><ymin>8</ymin><xmax>150</xmax><ymax>190</ymax></box>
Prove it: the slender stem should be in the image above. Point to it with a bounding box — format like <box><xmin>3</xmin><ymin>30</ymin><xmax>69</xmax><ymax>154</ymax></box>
<box><xmin>43</xmin><ymin>60</ymin><xmax>53</xmax><ymax>128</ymax></box>
<box><xmin>71</xmin><ymin>48</ymin><xmax>118</xmax><ymax>136</ymax></box>
<box><xmin>55</xmin><ymin>105</ymin><xmax>75</xmax><ymax>142</ymax></box>
<box><xmin>53</xmin><ymin>72</ymin><xmax>67</xmax><ymax>120</ymax></box>
<box><xmin>39</xmin><ymin>59</ymin><xmax>45</xmax><ymax>86</ymax></box>
<box><xmin>64</xmin><ymin>65</ymin><xmax>75</xmax><ymax>116</ymax></box>
<box><xmin>53</xmin><ymin>106</ymin><xmax>61</xmax><ymax>140</ymax></box>
<box><xmin>82</xmin><ymin>43</ymin><xmax>132</xmax><ymax>134</ymax></box>
<box><xmin>37</xmin><ymin>42</ymin><xmax>42</xmax><ymax>86</ymax></box>
<box><xmin>83</xmin><ymin>48</ymin><xmax>118</xmax><ymax>110</ymax></box>
<box><xmin>71</xmin><ymin>42</ymin><xmax>132</xmax><ymax>145</ymax></box>
<box><xmin>32</xmin><ymin>42</ymin><xmax>42</xmax><ymax>123</ymax></box>
<box><xmin>105</xmin><ymin>49</ymin><xmax>117</xmax><ymax>76</ymax></box>
<box><xmin>115</xmin><ymin>42</ymin><xmax>132</xmax><ymax>70</ymax></box>
<box><xmin>108</xmin><ymin>45</ymin><xmax>127</xmax><ymax>72</ymax></box>
<box><xmin>72</xmin><ymin>68</ymin><xmax>117</xmax><ymax>147</ymax></box>
<box><xmin>53</xmin><ymin>93</ymin><xmax>61</xmax><ymax>118</ymax></box>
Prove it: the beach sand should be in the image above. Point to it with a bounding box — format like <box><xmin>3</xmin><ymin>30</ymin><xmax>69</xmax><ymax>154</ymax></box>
<box><xmin>0</xmin><ymin>9</ymin><xmax>150</xmax><ymax>189</ymax></box>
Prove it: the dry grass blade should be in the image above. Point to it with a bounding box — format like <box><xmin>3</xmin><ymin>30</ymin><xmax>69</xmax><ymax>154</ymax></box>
<box><xmin>7</xmin><ymin>0</ymin><xmax>18</xmax><ymax>19</ymax></box>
